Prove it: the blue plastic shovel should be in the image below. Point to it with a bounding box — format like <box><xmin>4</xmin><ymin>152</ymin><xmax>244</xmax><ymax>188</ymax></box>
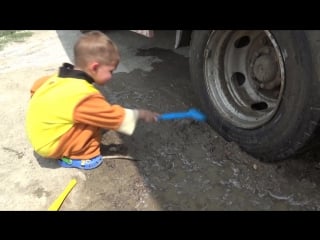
<box><xmin>158</xmin><ymin>108</ymin><xmax>207</xmax><ymax>122</ymax></box>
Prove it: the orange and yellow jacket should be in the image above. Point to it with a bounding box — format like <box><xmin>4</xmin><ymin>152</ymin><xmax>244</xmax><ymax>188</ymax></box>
<box><xmin>26</xmin><ymin>63</ymin><xmax>139</xmax><ymax>159</ymax></box>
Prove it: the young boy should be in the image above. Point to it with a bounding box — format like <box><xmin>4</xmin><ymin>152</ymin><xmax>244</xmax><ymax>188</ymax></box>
<box><xmin>26</xmin><ymin>31</ymin><xmax>159</xmax><ymax>170</ymax></box>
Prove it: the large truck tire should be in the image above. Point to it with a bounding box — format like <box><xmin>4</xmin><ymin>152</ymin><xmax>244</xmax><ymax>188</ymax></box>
<box><xmin>189</xmin><ymin>30</ymin><xmax>320</xmax><ymax>162</ymax></box>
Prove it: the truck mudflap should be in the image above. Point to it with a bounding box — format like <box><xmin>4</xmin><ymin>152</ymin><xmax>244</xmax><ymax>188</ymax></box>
<box><xmin>130</xmin><ymin>30</ymin><xmax>154</xmax><ymax>38</ymax></box>
<box><xmin>131</xmin><ymin>30</ymin><xmax>192</xmax><ymax>49</ymax></box>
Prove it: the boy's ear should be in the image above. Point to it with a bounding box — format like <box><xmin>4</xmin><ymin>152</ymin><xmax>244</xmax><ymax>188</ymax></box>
<box><xmin>88</xmin><ymin>61</ymin><xmax>99</xmax><ymax>72</ymax></box>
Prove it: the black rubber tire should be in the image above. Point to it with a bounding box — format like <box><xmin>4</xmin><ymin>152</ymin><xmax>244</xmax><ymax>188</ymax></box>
<box><xmin>189</xmin><ymin>30</ymin><xmax>320</xmax><ymax>162</ymax></box>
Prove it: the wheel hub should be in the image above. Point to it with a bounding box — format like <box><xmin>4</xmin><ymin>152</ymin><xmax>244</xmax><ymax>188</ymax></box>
<box><xmin>204</xmin><ymin>30</ymin><xmax>285</xmax><ymax>129</ymax></box>
<box><xmin>253</xmin><ymin>53</ymin><xmax>277</xmax><ymax>83</ymax></box>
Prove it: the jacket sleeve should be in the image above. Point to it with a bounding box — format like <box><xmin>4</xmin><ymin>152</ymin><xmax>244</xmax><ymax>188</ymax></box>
<box><xmin>30</xmin><ymin>75</ymin><xmax>52</xmax><ymax>97</ymax></box>
<box><xmin>73</xmin><ymin>93</ymin><xmax>139</xmax><ymax>135</ymax></box>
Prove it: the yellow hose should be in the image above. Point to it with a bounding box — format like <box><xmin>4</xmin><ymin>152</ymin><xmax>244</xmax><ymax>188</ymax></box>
<box><xmin>48</xmin><ymin>178</ymin><xmax>77</xmax><ymax>211</ymax></box>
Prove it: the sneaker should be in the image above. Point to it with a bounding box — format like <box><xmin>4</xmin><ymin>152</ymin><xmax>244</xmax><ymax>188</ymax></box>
<box><xmin>58</xmin><ymin>155</ymin><xmax>103</xmax><ymax>170</ymax></box>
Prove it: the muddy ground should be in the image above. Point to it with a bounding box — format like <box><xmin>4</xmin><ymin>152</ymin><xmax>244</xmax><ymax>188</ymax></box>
<box><xmin>1</xmin><ymin>30</ymin><xmax>320</xmax><ymax>210</ymax></box>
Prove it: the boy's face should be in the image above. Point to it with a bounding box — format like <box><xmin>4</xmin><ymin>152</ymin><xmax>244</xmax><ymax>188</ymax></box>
<box><xmin>88</xmin><ymin>62</ymin><xmax>117</xmax><ymax>86</ymax></box>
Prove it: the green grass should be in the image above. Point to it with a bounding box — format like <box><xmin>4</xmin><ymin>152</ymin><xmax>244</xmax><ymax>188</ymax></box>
<box><xmin>0</xmin><ymin>30</ymin><xmax>33</xmax><ymax>50</ymax></box>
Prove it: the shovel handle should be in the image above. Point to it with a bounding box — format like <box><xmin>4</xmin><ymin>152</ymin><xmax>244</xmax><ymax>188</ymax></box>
<box><xmin>158</xmin><ymin>112</ymin><xmax>190</xmax><ymax>120</ymax></box>
<box><xmin>48</xmin><ymin>178</ymin><xmax>77</xmax><ymax>211</ymax></box>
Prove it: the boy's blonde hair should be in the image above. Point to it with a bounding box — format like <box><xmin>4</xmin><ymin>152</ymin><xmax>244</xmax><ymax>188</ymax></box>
<box><xmin>74</xmin><ymin>31</ymin><xmax>120</xmax><ymax>69</ymax></box>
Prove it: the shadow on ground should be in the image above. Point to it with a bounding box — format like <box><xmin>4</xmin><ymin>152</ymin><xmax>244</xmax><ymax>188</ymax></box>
<box><xmin>33</xmin><ymin>151</ymin><xmax>60</xmax><ymax>169</ymax></box>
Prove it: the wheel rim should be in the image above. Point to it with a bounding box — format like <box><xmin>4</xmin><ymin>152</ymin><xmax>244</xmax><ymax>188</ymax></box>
<box><xmin>204</xmin><ymin>30</ymin><xmax>285</xmax><ymax>129</ymax></box>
